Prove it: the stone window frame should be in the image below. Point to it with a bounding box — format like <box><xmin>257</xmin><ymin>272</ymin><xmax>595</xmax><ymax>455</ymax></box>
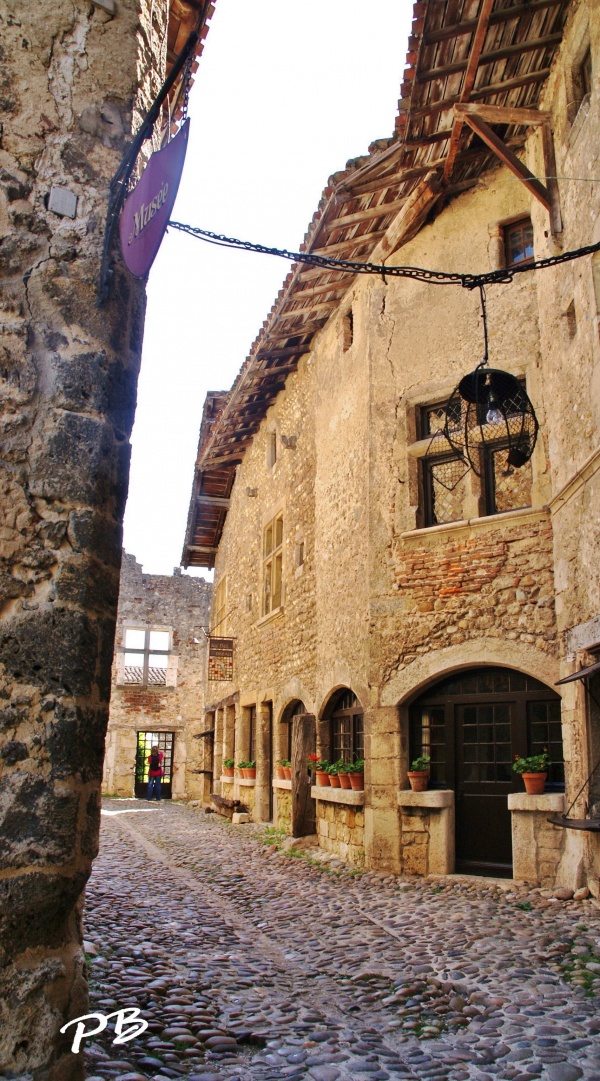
<box><xmin>213</xmin><ymin>575</ymin><xmax>228</xmax><ymax>636</ymax></box>
<box><xmin>116</xmin><ymin>625</ymin><xmax>178</xmax><ymax>688</ymax></box>
<box><xmin>260</xmin><ymin>508</ymin><xmax>284</xmax><ymax>619</ymax></box>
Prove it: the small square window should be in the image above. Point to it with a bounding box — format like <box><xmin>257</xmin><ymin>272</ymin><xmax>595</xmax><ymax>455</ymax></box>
<box><xmin>504</xmin><ymin>219</ymin><xmax>534</xmax><ymax>268</ymax></box>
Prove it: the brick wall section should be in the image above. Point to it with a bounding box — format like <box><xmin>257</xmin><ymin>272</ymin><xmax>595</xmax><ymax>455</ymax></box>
<box><xmin>104</xmin><ymin>553</ymin><xmax>212</xmax><ymax>800</ymax></box>
<box><xmin>384</xmin><ymin>514</ymin><xmax>557</xmax><ymax>677</ymax></box>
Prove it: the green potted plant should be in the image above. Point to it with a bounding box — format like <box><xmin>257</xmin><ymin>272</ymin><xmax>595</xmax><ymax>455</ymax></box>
<box><xmin>282</xmin><ymin>759</ymin><xmax>292</xmax><ymax>781</ymax></box>
<box><xmin>338</xmin><ymin>762</ymin><xmax>352</xmax><ymax>790</ymax></box>
<box><xmin>407</xmin><ymin>754</ymin><xmax>430</xmax><ymax>792</ymax></box>
<box><xmin>246</xmin><ymin>759</ymin><xmax>257</xmax><ymax>780</ymax></box>
<box><xmin>512</xmin><ymin>751</ymin><xmax>550</xmax><ymax>794</ymax></box>
<box><xmin>313</xmin><ymin>759</ymin><xmax>330</xmax><ymax>787</ymax></box>
<box><xmin>327</xmin><ymin>760</ymin><xmax>343</xmax><ymax>789</ymax></box>
<box><xmin>348</xmin><ymin>759</ymin><xmax>365</xmax><ymax>791</ymax></box>
<box><xmin>223</xmin><ymin>757</ymin><xmax>235</xmax><ymax>779</ymax></box>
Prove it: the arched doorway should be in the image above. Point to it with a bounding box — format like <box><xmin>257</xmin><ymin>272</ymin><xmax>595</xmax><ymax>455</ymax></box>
<box><xmin>409</xmin><ymin>666</ymin><xmax>563</xmax><ymax>876</ymax></box>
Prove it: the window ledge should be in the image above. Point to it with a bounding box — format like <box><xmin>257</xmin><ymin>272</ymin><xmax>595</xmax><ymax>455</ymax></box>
<box><xmin>400</xmin><ymin>504</ymin><xmax>548</xmax><ymax>541</ymax></box>
<box><xmin>273</xmin><ymin>778</ymin><xmax>292</xmax><ymax>790</ymax></box>
<box><xmin>311</xmin><ymin>785</ymin><xmax>364</xmax><ymax>806</ymax></box>
<box><xmin>220</xmin><ymin>775</ymin><xmax>235</xmax><ymax>785</ymax></box>
<box><xmin>398</xmin><ymin>788</ymin><xmax>454</xmax><ymax>809</ymax></box>
<box><xmin>508</xmin><ymin>792</ymin><xmax>565</xmax><ymax>812</ymax></box>
<box><xmin>256</xmin><ymin>606</ymin><xmax>284</xmax><ymax>628</ymax></box>
<box><xmin>237</xmin><ymin>778</ymin><xmax>256</xmax><ymax>787</ymax></box>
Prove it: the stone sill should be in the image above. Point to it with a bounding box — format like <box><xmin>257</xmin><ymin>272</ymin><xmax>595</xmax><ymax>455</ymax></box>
<box><xmin>398</xmin><ymin>788</ymin><xmax>454</xmax><ymax>809</ymax></box>
<box><xmin>311</xmin><ymin>785</ymin><xmax>364</xmax><ymax>806</ymax></box>
<box><xmin>508</xmin><ymin>792</ymin><xmax>565</xmax><ymax>812</ymax></box>
<box><xmin>400</xmin><ymin>505</ymin><xmax>548</xmax><ymax>543</ymax></box>
<box><xmin>255</xmin><ymin>606</ymin><xmax>284</xmax><ymax>628</ymax></box>
<box><xmin>273</xmin><ymin>778</ymin><xmax>292</xmax><ymax>790</ymax></box>
<box><xmin>237</xmin><ymin>778</ymin><xmax>257</xmax><ymax>787</ymax></box>
<box><xmin>220</xmin><ymin>776</ymin><xmax>235</xmax><ymax>785</ymax></box>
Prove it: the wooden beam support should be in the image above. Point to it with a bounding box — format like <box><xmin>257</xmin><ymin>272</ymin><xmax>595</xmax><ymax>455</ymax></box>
<box><xmin>454</xmin><ymin>103</ymin><xmax>551</xmax><ymax>127</ymax></box>
<box><xmin>196</xmin><ymin>494</ymin><xmax>230</xmax><ymax>508</ymax></box>
<box><xmin>407</xmin><ymin>70</ymin><xmax>552</xmax><ymax>122</ymax></box>
<box><xmin>309</xmin><ymin>232</ymin><xmax>385</xmax><ymax>257</ymax></box>
<box><xmin>541</xmin><ymin>122</ymin><xmax>562</xmax><ymax>235</ymax></box>
<box><xmin>424</xmin><ymin>0</ymin><xmax>565</xmax><ymax>46</ymax></box>
<box><xmin>462</xmin><ymin>113</ymin><xmax>551</xmax><ymax>211</ymax></box>
<box><xmin>187</xmin><ymin>544</ymin><xmax>219</xmax><ymax>555</ymax></box>
<box><xmin>443</xmin><ymin>0</ymin><xmax>495</xmax><ymax>184</ymax></box>
<box><xmin>289</xmin><ymin>280</ymin><xmax>350</xmax><ymax>302</ymax></box>
<box><xmin>371</xmin><ymin>171</ymin><xmax>442</xmax><ymax>263</ymax></box>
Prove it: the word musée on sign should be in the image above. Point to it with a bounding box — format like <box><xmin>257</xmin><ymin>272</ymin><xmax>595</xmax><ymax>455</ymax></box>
<box><xmin>119</xmin><ymin>119</ymin><xmax>190</xmax><ymax>278</ymax></box>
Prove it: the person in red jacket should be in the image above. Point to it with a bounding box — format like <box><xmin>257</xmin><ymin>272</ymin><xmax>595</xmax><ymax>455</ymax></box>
<box><xmin>146</xmin><ymin>745</ymin><xmax>164</xmax><ymax>801</ymax></box>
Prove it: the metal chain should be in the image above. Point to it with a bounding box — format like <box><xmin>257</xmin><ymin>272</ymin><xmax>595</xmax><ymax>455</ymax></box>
<box><xmin>167</xmin><ymin>220</ymin><xmax>600</xmax><ymax>291</ymax></box>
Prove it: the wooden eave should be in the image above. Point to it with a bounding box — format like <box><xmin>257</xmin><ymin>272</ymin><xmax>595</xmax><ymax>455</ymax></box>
<box><xmin>182</xmin><ymin>0</ymin><xmax>570</xmax><ymax>570</ymax></box>
<box><xmin>164</xmin><ymin>0</ymin><xmax>216</xmax><ymax>130</ymax></box>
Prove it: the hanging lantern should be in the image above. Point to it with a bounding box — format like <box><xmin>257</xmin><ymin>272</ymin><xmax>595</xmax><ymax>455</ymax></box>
<box><xmin>441</xmin><ymin>288</ymin><xmax>539</xmax><ymax>477</ymax></box>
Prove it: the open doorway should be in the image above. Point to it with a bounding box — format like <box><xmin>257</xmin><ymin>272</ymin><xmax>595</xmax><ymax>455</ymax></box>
<box><xmin>135</xmin><ymin>731</ymin><xmax>174</xmax><ymax>799</ymax></box>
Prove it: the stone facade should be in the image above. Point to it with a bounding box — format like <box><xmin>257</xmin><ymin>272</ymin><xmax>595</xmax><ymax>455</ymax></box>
<box><xmin>103</xmin><ymin>553</ymin><xmax>212</xmax><ymax>801</ymax></box>
<box><xmin>188</xmin><ymin>0</ymin><xmax>600</xmax><ymax>893</ymax></box>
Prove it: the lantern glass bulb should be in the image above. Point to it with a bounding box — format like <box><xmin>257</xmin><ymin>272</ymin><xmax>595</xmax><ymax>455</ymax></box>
<box><xmin>486</xmin><ymin>405</ymin><xmax>503</xmax><ymax>425</ymax></box>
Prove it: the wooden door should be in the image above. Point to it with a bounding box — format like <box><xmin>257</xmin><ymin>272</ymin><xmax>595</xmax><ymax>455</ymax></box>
<box><xmin>291</xmin><ymin>713</ymin><xmax>316</xmax><ymax>837</ymax></box>
<box><xmin>455</xmin><ymin>702</ymin><xmax>513</xmax><ymax>875</ymax></box>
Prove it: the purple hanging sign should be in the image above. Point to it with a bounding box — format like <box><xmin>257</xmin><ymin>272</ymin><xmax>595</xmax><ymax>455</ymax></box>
<box><xmin>119</xmin><ymin>119</ymin><xmax>189</xmax><ymax>278</ymax></box>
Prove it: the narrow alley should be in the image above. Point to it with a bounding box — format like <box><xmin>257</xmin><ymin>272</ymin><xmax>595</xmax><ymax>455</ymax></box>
<box><xmin>83</xmin><ymin>801</ymin><xmax>600</xmax><ymax>1081</ymax></box>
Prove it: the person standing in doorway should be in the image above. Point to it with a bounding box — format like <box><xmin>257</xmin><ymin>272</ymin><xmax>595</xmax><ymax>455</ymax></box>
<box><xmin>147</xmin><ymin>744</ymin><xmax>164</xmax><ymax>801</ymax></box>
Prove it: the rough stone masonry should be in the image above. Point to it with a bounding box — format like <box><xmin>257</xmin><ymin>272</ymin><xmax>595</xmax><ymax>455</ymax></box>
<box><xmin>0</xmin><ymin>1</ymin><xmax>167</xmax><ymax>1076</ymax></box>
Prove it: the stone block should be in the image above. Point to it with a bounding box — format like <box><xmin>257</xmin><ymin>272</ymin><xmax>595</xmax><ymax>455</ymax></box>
<box><xmin>232</xmin><ymin>812</ymin><xmax>249</xmax><ymax>824</ymax></box>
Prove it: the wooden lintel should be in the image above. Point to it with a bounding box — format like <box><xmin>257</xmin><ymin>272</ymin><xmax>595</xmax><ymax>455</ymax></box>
<box><xmin>454</xmin><ymin>103</ymin><xmax>550</xmax><ymax>127</ymax></box>
<box><xmin>462</xmin><ymin>113</ymin><xmax>551</xmax><ymax>212</ymax></box>
<box><xmin>324</xmin><ymin>196</ymin><xmax>408</xmax><ymax>232</ymax></box>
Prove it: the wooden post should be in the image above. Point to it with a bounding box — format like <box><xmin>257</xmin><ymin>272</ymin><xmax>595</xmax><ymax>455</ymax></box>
<box><xmin>541</xmin><ymin>123</ymin><xmax>563</xmax><ymax>236</ymax></box>
<box><xmin>291</xmin><ymin>714</ymin><xmax>316</xmax><ymax>837</ymax></box>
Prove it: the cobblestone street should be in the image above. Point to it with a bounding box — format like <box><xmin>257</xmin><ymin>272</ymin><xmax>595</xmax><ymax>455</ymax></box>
<box><xmin>83</xmin><ymin>800</ymin><xmax>600</xmax><ymax>1081</ymax></box>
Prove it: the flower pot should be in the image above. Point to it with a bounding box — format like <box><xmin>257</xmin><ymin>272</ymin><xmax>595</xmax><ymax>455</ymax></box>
<box><xmin>246</xmin><ymin>768</ymin><xmax>256</xmax><ymax>780</ymax></box>
<box><xmin>275</xmin><ymin>766</ymin><xmax>285</xmax><ymax>780</ymax></box>
<box><xmin>522</xmin><ymin>771</ymin><xmax>547</xmax><ymax>795</ymax></box>
<box><xmin>238</xmin><ymin>768</ymin><xmax>247</xmax><ymax>779</ymax></box>
<box><xmin>315</xmin><ymin>770</ymin><xmax>330</xmax><ymax>787</ymax></box>
<box><xmin>223</xmin><ymin>767</ymin><xmax>234</xmax><ymax>778</ymax></box>
<box><xmin>407</xmin><ymin>771</ymin><xmax>429</xmax><ymax>792</ymax></box>
<box><xmin>283</xmin><ymin>767</ymin><xmax>292</xmax><ymax>780</ymax></box>
<box><xmin>329</xmin><ymin>774</ymin><xmax>341</xmax><ymax>788</ymax></box>
<box><xmin>349</xmin><ymin>772</ymin><xmax>364</xmax><ymax>791</ymax></box>
<box><xmin>339</xmin><ymin>773</ymin><xmax>352</xmax><ymax>790</ymax></box>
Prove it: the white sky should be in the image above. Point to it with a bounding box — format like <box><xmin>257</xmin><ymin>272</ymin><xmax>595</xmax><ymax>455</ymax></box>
<box><xmin>123</xmin><ymin>0</ymin><xmax>414</xmax><ymax>576</ymax></box>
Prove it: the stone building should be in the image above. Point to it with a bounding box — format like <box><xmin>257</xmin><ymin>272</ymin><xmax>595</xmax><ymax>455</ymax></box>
<box><xmin>183</xmin><ymin>0</ymin><xmax>600</xmax><ymax>892</ymax></box>
<box><xmin>102</xmin><ymin>552</ymin><xmax>212</xmax><ymax>801</ymax></box>
<box><xmin>0</xmin><ymin>0</ymin><xmax>214</xmax><ymax>1076</ymax></box>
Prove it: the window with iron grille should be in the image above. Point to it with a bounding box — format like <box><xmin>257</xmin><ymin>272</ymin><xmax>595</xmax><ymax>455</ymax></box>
<box><xmin>262</xmin><ymin>513</ymin><xmax>283</xmax><ymax>615</ymax></box>
<box><xmin>504</xmin><ymin>218</ymin><xmax>534</xmax><ymax>268</ymax></box>
<box><xmin>330</xmin><ymin>690</ymin><xmax>364</xmax><ymax>764</ymax></box>
<box><xmin>123</xmin><ymin>627</ymin><xmax>171</xmax><ymax>686</ymax></box>
<box><xmin>419</xmin><ymin>391</ymin><xmax>532</xmax><ymax>526</ymax></box>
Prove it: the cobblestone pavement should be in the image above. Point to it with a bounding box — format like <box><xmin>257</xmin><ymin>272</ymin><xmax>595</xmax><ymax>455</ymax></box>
<box><xmin>83</xmin><ymin>799</ymin><xmax>600</xmax><ymax>1081</ymax></box>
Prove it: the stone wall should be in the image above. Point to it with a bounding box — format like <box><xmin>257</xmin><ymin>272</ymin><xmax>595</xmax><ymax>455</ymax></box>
<box><xmin>103</xmin><ymin>553</ymin><xmax>212</xmax><ymax>800</ymax></box>
<box><xmin>0</xmin><ymin>1</ymin><xmax>165</xmax><ymax>1075</ymax></box>
<box><xmin>316</xmin><ymin>802</ymin><xmax>365</xmax><ymax>867</ymax></box>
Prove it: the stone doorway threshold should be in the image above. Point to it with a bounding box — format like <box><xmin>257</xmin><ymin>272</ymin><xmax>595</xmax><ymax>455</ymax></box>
<box><xmin>428</xmin><ymin>873</ymin><xmax>522</xmax><ymax>890</ymax></box>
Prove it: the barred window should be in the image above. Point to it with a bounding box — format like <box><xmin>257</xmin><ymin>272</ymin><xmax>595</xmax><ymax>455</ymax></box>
<box><xmin>123</xmin><ymin>628</ymin><xmax>171</xmax><ymax>686</ymax></box>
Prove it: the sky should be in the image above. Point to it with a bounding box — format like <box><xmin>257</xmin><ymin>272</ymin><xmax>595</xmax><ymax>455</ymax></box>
<box><xmin>122</xmin><ymin>0</ymin><xmax>414</xmax><ymax>576</ymax></box>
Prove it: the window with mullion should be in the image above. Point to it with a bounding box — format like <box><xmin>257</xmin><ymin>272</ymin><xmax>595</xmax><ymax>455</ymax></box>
<box><xmin>262</xmin><ymin>513</ymin><xmax>283</xmax><ymax>615</ymax></box>
<box><xmin>124</xmin><ymin>628</ymin><xmax>170</xmax><ymax>686</ymax></box>
<box><xmin>331</xmin><ymin>708</ymin><xmax>364</xmax><ymax>764</ymax></box>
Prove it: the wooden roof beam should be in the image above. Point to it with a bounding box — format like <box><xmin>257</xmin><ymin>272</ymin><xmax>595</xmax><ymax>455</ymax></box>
<box><xmin>197</xmin><ymin>494</ymin><xmax>230</xmax><ymax>509</ymax></box>
<box><xmin>308</xmin><ymin>233</ymin><xmax>385</xmax><ymax>257</ymax></box>
<box><xmin>461</xmin><ymin>113</ymin><xmax>551</xmax><ymax>211</ymax></box>
<box><xmin>443</xmin><ymin>0</ymin><xmax>495</xmax><ymax>184</ymax></box>
<box><xmin>418</xmin><ymin>33</ymin><xmax>563</xmax><ymax>82</ymax></box>
<box><xmin>274</xmin><ymin>301</ymin><xmax>338</xmax><ymax>321</ymax></box>
<box><xmin>424</xmin><ymin>0</ymin><xmax>565</xmax><ymax>46</ymax></box>
<box><xmin>407</xmin><ymin>70</ymin><xmax>552</xmax><ymax>122</ymax></box>
<box><xmin>323</xmin><ymin>196</ymin><xmax>408</xmax><ymax>232</ymax></box>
